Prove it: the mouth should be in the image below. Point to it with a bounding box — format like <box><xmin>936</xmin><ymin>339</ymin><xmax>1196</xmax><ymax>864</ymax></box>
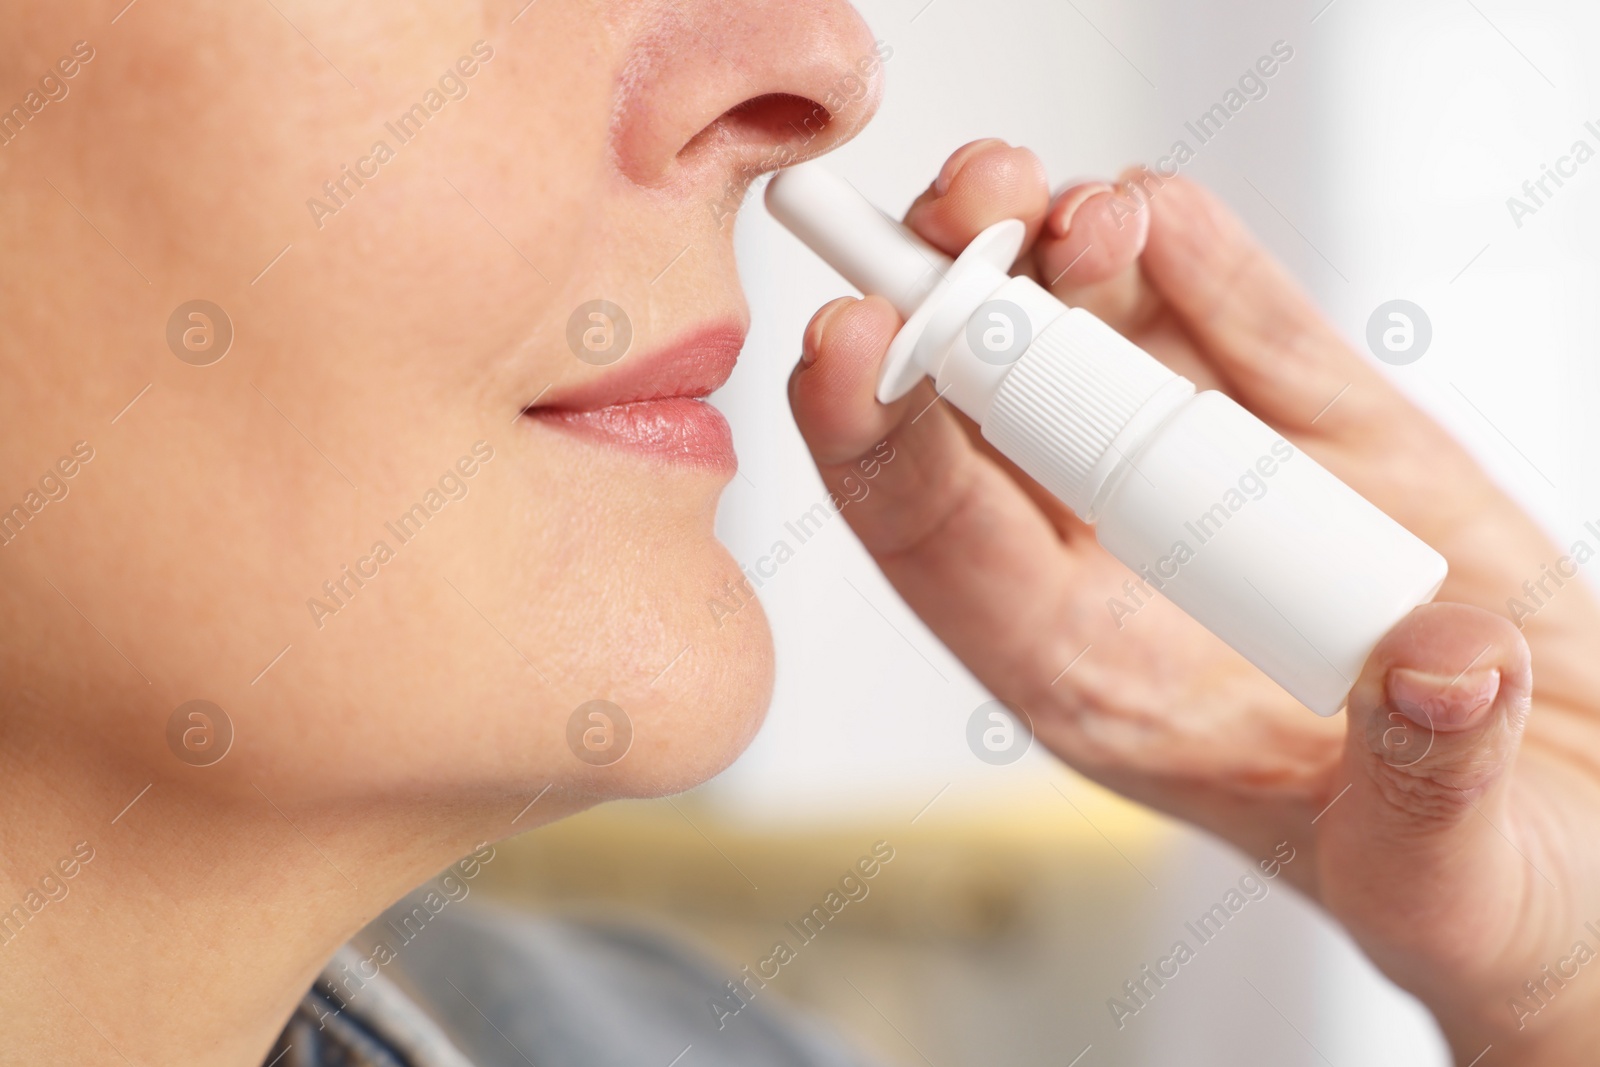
<box><xmin>522</xmin><ymin>322</ymin><xmax>746</xmax><ymax>471</ymax></box>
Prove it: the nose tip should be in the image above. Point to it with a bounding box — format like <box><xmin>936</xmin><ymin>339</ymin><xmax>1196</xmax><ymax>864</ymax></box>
<box><xmin>610</xmin><ymin>0</ymin><xmax>887</xmax><ymax>187</ymax></box>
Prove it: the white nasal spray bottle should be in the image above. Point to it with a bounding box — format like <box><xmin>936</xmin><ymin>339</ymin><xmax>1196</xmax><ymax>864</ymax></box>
<box><xmin>766</xmin><ymin>163</ymin><xmax>1447</xmax><ymax>716</ymax></box>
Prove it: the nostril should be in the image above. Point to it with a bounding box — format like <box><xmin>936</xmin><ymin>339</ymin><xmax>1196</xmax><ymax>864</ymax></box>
<box><xmin>679</xmin><ymin>92</ymin><xmax>831</xmax><ymax>164</ymax></box>
<box><xmin>728</xmin><ymin>92</ymin><xmax>832</xmax><ymax>145</ymax></box>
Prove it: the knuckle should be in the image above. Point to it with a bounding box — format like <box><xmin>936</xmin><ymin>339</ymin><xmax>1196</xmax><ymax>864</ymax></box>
<box><xmin>1361</xmin><ymin>740</ymin><xmax>1504</xmax><ymax>828</ymax></box>
<box><xmin>1366</xmin><ymin>764</ymin><xmax>1474</xmax><ymax>827</ymax></box>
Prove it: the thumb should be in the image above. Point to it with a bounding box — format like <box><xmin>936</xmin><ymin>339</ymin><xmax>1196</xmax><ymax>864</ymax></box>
<box><xmin>1318</xmin><ymin>602</ymin><xmax>1535</xmax><ymax>965</ymax></box>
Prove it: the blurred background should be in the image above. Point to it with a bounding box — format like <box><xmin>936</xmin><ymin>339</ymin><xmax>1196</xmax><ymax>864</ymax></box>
<box><xmin>481</xmin><ymin>1</ymin><xmax>1600</xmax><ymax>1063</ymax></box>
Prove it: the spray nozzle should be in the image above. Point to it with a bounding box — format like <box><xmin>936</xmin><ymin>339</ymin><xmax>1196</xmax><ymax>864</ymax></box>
<box><xmin>766</xmin><ymin>163</ymin><xmax>1030</xmax><ymax>405</ymax></box>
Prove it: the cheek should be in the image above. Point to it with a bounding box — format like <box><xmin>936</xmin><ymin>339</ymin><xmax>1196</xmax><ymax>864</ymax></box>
<box><xmin>247</xmin><ymin>428</ymin><xmax>775</xmax><ymax>802</ymax></box>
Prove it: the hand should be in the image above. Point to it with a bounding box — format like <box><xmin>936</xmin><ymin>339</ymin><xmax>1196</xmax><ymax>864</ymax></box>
<box><xmin>787</xmin><ymin>138</ymin><xmax>1600</xmax><ymax>1062</ymax></box>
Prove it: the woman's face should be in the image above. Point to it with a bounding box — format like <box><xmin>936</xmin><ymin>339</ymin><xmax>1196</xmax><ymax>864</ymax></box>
<box><xmin>0</xmin><ymin>1</ymin><xmax>881</xmax><ymax>809</ymax></box>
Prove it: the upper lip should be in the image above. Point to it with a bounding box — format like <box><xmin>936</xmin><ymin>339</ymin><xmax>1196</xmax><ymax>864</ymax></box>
<box><xmin>530</xmin><ymin>321</ymin><xmax>748</xmax><ymax>412</ymax></box>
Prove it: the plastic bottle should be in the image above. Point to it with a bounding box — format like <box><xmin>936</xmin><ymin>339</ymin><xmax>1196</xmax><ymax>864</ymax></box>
<box><xmin>765</xmin><ymin>163</ymin><xmax>1447</xmax><ymax>716</ymax></box>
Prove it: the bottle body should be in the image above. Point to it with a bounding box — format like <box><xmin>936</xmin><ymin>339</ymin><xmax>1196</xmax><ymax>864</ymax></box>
<box><xmin>1087</xmin><ymin>391</ymin><xmax>1446</xmax><ymax>715</ymax></box>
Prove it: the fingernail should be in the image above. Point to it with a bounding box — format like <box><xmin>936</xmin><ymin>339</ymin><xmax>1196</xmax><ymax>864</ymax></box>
<box><xmin>934</xmin><ymin>138</ymin><xmax>1008</xmax><ymax>197</ymax></box>
<box><xmin>1386</xmin><ymin>667</ymin><xmax>1501</xmax><ymax>731</ymax></box>
<box><xmin>1046</xmin><ymin>182</ymin><xmax>1115</xmax><ymax>239</ymax></box>
<box><xmin>801</xmin><ymin>299</ymin><xmax>852</xmax><ymax>367</ymax></box>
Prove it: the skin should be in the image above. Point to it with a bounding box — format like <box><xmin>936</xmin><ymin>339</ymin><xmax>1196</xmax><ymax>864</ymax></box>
<box><xmin>791</xmin><ymin>140</ymin><xmax>1600</xmax><ymax>1063</ymax></box>
<box><xmin>0</xmin><ymin>1</ymin><xmax>879</xmax><ymax>1063</ymax></box>
<box><xmin>0</xmin><ymin>3</ymin><xmax>1594</xmax><ymax>1066</ymax></box>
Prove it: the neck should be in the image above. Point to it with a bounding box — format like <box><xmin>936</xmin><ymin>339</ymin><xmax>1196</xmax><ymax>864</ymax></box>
<box><xmin>0</xmin><ymin>735</ymin><xmax>569</xmax><ymax>1066</ymax></box>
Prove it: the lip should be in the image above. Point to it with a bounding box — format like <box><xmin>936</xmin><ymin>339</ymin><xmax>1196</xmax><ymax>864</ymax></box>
<box><xmin>523</xmin><ymin>322</ymin><xmax>745</xmax><ymax>471</ymax></box>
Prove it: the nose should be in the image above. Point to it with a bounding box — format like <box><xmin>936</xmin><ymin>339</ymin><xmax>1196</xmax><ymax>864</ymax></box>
<box><xmin>610</xmin><ymin>0</ymin><xmax>886</xmax><ymax>187</ymax></box>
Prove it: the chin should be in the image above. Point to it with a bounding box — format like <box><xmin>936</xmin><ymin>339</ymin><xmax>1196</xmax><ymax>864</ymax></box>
<box><xmin>556</xmin><ymin>543</ymin><xmax>777</xmax><ymax>802</ymax></box>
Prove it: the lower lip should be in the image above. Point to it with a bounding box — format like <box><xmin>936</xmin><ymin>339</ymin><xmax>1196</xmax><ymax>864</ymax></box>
<box><xmin>528</xmin><ymin>397</ymin><xmax>736</xmax><ymax>471</ymax></box>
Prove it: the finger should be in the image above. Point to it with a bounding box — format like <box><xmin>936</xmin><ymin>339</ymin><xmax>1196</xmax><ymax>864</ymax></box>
<box><xmin>1318</xmin><ymin>602</ymin><xmax>1535</xmax><ymax>974</ymax></box>
<box><xmin>789</xmin><ymin>294</ymin><xmax>1095</xmax><ymax>695</ymax></box>
<box><xmin>903</xmin><ymin>139</ymin><xmax>1052</xmax><ymax>257</ymax></box>
<box><xmin>790</xmin><ymin>294</ymin><xmax>997</xmax><ymax>549</ymax></box>
<box><xmin>1136</xmin><ymin>171</ymin><xmax>1395</xmax><ymax>432</ymax></box>
<box><xmin>790</xmin><ymin>295</ymin><xmax>914</xmax><ymax>465</ymax></box>
<box><xmin>1033</xmin><ymin>177</ymin><xmax>1157</xmax><ymax>331</ymax></box>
